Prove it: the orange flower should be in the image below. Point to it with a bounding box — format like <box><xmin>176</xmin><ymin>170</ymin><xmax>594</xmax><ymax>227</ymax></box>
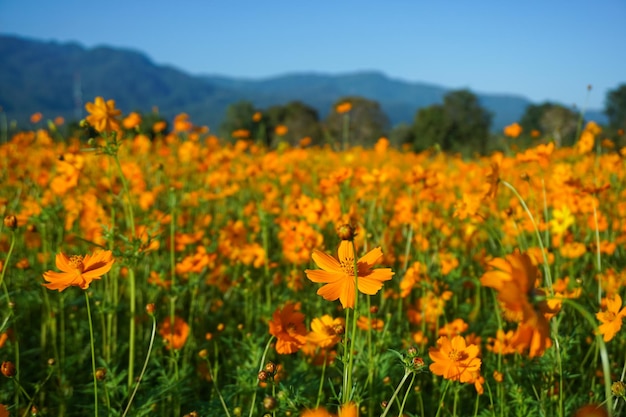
<box><xmin>338</xmin><ymin>402</ymin><xmax>358</xmax><ymax>417</ymax></box>
<box><xmin>0</xmin><ymin>403</ymin><xmax>8</xmax><ymax>417</ymax></box>
<box><xmin>42</xmin><ymin>250</ymin><xmax>114</xmax><ymax>292</ymax></box>
<box><xmin>300</xmin><ymin>406</ymin><xmax>333</xmax><ymax>417</ymax></box>
<box><xmin>307</xmin><ymin>315</ymin><xmax>344</xmax><ymax>348</ymax></box>
<box><xmin>480</xmin><ymin>251</ymin><xmax>557</xmax><ymax>357</ymax></box>
<box><xmin>30</xmin><ymin>112</ymin><xmax>43</xmax><ymax>123</ymax></box>
<box><xmin>122</xmin><ymin>111</ymin><xmax>142</xmax><ymax>130</ymax></box>
<box><xmin>275</xmin><ymin>125</ymin><xmax>288</xmax><ymax>136</ymax></box>
<box><xmin>503</xmin><ymin>122</ymin><xmax>522</xmax><ymax>138</ymax></box>
<box><xmin>252</xmin><ymin>112</ymin><xmax>262</xmax><ymax>122</ymax></box>
<box><xmin>305</xmin><ymin>241</ymin><xmax>394</xmax><ymax>309</ymax></box>
<box><xmin>336</xmin><ymin>102</ymin><xmax>352</xmax><ymax>114</ymax></box>
<box><xmin>429</xmin><ymin>335</ymin><xmax>482</xmax><ymax>384</ymax></box>
<box><xmin>269</xmin><ymin>302</ymin><xmax>307</xmax><ymax>354</ymax></box>
<box><xmin>85</xmin><ymin>96</ymin><xmax>121</xmax><ymax>133</ymax></box>
<box><xmin>159</xmin><ymin>316</ymin><xmax>190</xmax><ymax>350</ymax></box>
<box><xmin>596</xmin><ymin>294</ymin><xmax>626</xmax><ymax>342</ymax></box>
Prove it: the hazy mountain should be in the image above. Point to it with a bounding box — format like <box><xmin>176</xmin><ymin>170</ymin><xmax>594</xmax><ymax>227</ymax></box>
<box><xmin>0</xmin><ymin>34</ymin><xmax>608</xmax><ymax>131</ymax></box>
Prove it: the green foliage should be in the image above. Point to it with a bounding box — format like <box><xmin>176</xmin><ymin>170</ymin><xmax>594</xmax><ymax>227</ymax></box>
<box><xmin>1</xmin><ymin>35</ymin><xmax>557</xmax><ymax>133</ymax></box>
<box><xmin>264</xmin><ymin>101</ymin><xmax>322</xmax><ymax>147</ymax></box>
<box><xmin>218</xmin><ymin>100</ymin><xmax>257</xmax><ymax>141</ymax></box>
<box><xmin>520</xmin><ymin>102</ymin><xmax>578</xmax><ymax>147</ymax></box>
<box><xmin>412</xmin><ymin>89</ymin><xmax>492</xmax><ymax>155</ymax></box>
<box><xmin>605</xmin><ymin>83</ymin><xmax>626</xmax><ymax>130</ymax></box>
<box><xmin>324</xmin><ymin>96</ymin><xmax>390</xmax><ymax>148</ymax></box>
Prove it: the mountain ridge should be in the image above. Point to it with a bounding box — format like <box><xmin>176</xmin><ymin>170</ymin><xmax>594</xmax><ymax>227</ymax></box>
<box><xmin>0</xmin><ymin>34</ymin><xmax>607</xmax><ymax>131</ymax></box>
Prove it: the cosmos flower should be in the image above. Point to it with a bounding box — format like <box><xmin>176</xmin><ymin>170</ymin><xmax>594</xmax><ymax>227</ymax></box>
<box><xmin>159</xmin><ymin>316</ymin><xmax>190</xmax><ymax>350</ymax></box>
<box><xmin>269</xmin><ymin>302</ymin><xmax>307</xmax><ymax>354</ymax></box>
<box><xmin>42</xmin><ymin>250</ymin><xmax>114</xmax><ymax>292</ymax></box>
<box><xmin>85</xmin><ymin>96</ymin><xmax>121</xmax><ymax>133</ymax></box>
<box><xmin>305</xmin><ymin>241</ymin><xmax>394</xmax><ymax>309</ymax></box>
<box><xmin>429</xmin><ymin>335</ymin><xmax>482</xmax><ymax>384</ymax></box>
<box><xmin>596</xmin><ymin>294</ymin><xmax>626</xmax><ymax>342</ymax></box>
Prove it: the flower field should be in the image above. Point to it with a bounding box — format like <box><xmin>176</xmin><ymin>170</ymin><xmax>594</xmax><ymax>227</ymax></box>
<box><xmin>0</xmin><ymin>98</ymin><xmax>625</xmax><ymax>417</ymax></box>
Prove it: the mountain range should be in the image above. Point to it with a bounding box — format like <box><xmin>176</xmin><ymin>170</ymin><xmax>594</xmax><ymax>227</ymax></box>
<box><xmin>0</xmin><ymin>34</ymin><xmax>607</xmax><ymax>131</ymax></box>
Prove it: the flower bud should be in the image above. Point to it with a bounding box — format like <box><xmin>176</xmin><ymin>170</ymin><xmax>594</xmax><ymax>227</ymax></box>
<box><xmin>1</xmin><ymin>361</ymin><xmax>16</xmax><ymax>377</ymax></box>
<box><xmin>95</xmin><ymin>367</ymin><xmax>107</xmax><ymax>381</ymax></box>
<box><xmin>263</xmin><ymin>396</ymin><xmax>277</xmax><ymax>411</ymax></box>
<box><xmin>264</xmin><ymin>361</ymin><xmax>276</xmax><ymax>374</ymax></box>
<box><xmin>612</xmin><ymin>381</ymin><xmax>626</xmax><ymax>398</ymax></box>
<box><xmin>336</xmin><ymin>224</ymin><xmax>356</xmax><ymax>241</ymax></box>
<box><xmin>4</xmin><ymin>215</ymin><xmax>17</xmax><ymax>230</ymax></box>
<box><xmin>145</xmin><ymin>303</ymin><xmax>155</xmax><ymax>315</ymax></box>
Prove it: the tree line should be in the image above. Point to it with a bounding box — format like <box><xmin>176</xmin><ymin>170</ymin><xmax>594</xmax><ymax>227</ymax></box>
<box><xmin>218</xmin><ymin>84</ymin><xmax>626</xmax><ymax>155</ymax></box>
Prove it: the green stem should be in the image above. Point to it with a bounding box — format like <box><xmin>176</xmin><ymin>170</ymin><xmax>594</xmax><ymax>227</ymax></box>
<box><xmin>344</xmin><ymin>240</ymin><xmax>360</xmax><ymax>404</ymax></box>
<box><xmin>122</xmin><ymin>313</ymin><xmax>157</xmax><ymax>417</ymax></box>
<box><xmin>112</xmin><ymin>152</ymin><xmax>137</xmax><ymax>389</ymax></box>
<box><xmin>315</xmin><ymin>351</ymin><xmax>328</xmax><ymax>408</ymax></box>
<box><xmin>380</xmin><ymin>370</ymin><xmax>411</xmax><ymax>417</ymax></box>
<box><xmin>85</xmin><ymin>292</ymin><xmax>99</xmax><ymax>417</ymax></box>
<box><xmin>248</xmin><ymin>336</ymin><xmax>275</xmax><ymax>417</ymax></box>
<box><xmin>434</xmin><ymin>380</ymin><xmax>451</xmax><ymax>417</ymax></box>
<box><xmin>205</xmin><ymin>356</ymin><xmax>232</xmax><ymax>417</ymax></box>
<box><xmin>501</xmin><ymin>181</ymin><xmax>553</xmax><ymax>293</ymax></box>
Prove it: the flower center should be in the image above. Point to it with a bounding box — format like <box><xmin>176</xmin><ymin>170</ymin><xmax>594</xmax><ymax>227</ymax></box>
<box><xmin>69</xmin><ymin>255</ymin><xmax>85</xmax><ymax>272</ymax></box>
<box><xmin>340</xmin><ymin>258</ymin><xmax>355</xmax><ymax>277</ymax></box>
<box><xmin>448</xmin><ymin>349</ymin><xmax>466</xmax><ymax>362</ymax></box>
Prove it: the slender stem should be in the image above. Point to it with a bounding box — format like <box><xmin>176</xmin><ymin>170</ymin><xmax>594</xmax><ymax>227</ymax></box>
<box><xmin>84</xmin><ymin>292</ymin><xmax>99</xmax><ymax>417</ymax></box>
<box><xmin>344</xmin><ymin>240</ymin><xmax>360</xmax><ymax>404</ymax></box>
<box><xmin>112</xmin><ymin>152</ymin><xmax>137</xmax><ymax>389</ymax></box>
<box><xmin>380</xmin><ymin>370</ymin><xmax>411</xmax><ymax>417</ymax></box>
<box><xmin>205</xmin><ymin>356</ymin><xmax>232</xmax><ymax>417</ymax></box>
<box><xmin>0</xmin><ymin>230</ymin><xmax>16</xmax><ymax>301</ymax></box>
<box><xmin>315</xmin><ymin>351</ymin><xmax>328</xmax><ymax>408</ymax></box>
<box><xmin>501</xmin><ymin>181</ymin><xmax>553</xmax><ymax>293</ymax></box>
<box><xmin>122</xmin><ymin>313</ymin><xmax>157</xmax><ymax>417</ymax></box>
<box><xmin>248</xmin><ymin>336</ymin><xmax>275</xmax><ymax>417</ymax></box>
<box><xmin>591</xmin><ymin>200</ymin><xmax>602</xmax><ymax>303</ymax></box>
<box><xmin>434</xmin><ymin>380</ymin><xmax>451</xmax><ymax>417</ymax></box>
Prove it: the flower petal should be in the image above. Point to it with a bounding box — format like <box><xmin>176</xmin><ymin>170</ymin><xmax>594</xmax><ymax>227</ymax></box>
<box><xmin>358</xmin><ymin>247</ymin><xmax>383</xmax><ymax>268</ymax></box>
<box><xmin>311</xmin><ymin>250</ymin><xmax>342</xmax><ymax>272</ymax></box>
<box><xmin>305</xmin><ymin>269</ymin><xmax>343</xmax><ymax>284</ymax></box>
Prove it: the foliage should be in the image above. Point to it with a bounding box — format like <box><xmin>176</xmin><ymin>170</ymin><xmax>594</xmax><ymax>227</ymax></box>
<box><xmin>412</xmin><ymin>89</ymin><xmax>492</xmax><ymax>155</ymax></box>
<box><xmin>0</xmin><ymin>100</ymin><xmax>624</xmax><ymax>417</ymax></box>
<box><xmin>605</xmin><ymin>84</ymin><xmax>626</xmax><ymax>130</ymax></box>
<box><xmin>520</xmin><ymin>102</ymin><xmax>579</xmax><ymax>147</ymax></box>
<box><xmin>324</xmin><ymin>96</ymin><xmax>390</xmax><ymax>148</ymax></box>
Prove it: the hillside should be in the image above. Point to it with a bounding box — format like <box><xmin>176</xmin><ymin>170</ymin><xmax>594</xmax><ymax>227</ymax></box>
<box><xmin>0</xmin><ymin>34</ymin><xmax>608</xmax><ymax>130</ymax></box>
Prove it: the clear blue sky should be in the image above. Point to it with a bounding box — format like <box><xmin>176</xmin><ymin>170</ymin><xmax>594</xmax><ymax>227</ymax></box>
<box><xmin>2</xmin><ymin>0</ymin><xmax>625</xmax><ymax>110</ymax></box>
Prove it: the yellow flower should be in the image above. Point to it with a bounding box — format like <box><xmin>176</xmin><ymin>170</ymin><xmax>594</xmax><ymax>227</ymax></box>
<box><xmin>85</xmin><ymin>97</ymin><xmax>121</xmax><ymax>133</ymax></box>
<box><xmin>596</xmin><ymin>294</ymin><xmax>626</xmax><ymax>342</ymax></box>
<box><xmin>305</xmin><ymin>241</ymin><xmax>394</xmax><ymax>309</ymax></box>
<box><xmin>307</xmin><ymin>315</ymin><xmax>344</xmax><ymax>348</ymax></box>
<box><xmin>42</xmin><ymin>250</ymin><xmax>114</xmax><ymax>292</ymax></box>
<box><xmin>549</xmin><ymin>206</ymin><xmax>575</xmax><ymax>236</ymax></box>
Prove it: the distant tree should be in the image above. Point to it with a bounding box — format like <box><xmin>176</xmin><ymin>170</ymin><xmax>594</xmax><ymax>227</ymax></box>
<box><xmin>218</xmin><ymin>100</ymin><xmax>257</xmax><ymax>141</ymax></box>
<box><xmin>412</xmin><ymin>105</ymin><xmax>450</xmax><ymax>151</ymax></box>
<box><xmin>324</xmin><ymin>96</ymin><xmax>390</xmax><ymax>148</ymax></box>
<box><xmin>605</xmin><ymin>84</ymin><xmax>626</xmax><ymax>131</ymax></box>
<box><xmin>264</xmin><ymin>101</ymin><xmax>322</xmax><ymax>147</ymax></box>
<box><xmin>388</xmin><ymin>122</ymin><xmax>415</xmax><ymax>149</ymax></box>
<box><xmin>519</xmin><ymin>102</ymin><xmax>578</xmax><ymax>146</ymax></box>
<box><xmin>412</xmin><ymin>89</ymin><xmax>492</xmax><ymax>155</ymax></box>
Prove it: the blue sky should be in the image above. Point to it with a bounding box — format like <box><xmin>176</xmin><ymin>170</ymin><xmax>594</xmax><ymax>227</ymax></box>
<box><xmin>1</xmin><ymin>0</ymin><xmax>625</xmax><ymax>110</ymax></box>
